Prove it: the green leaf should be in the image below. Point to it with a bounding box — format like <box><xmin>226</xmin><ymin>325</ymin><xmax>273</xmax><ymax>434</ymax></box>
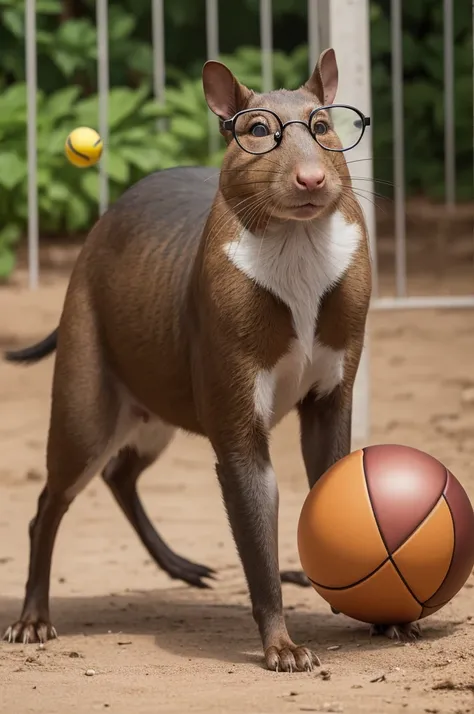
<box><xmin>118</xmin><ymin>146</ymin><xmax>162</xmax><ymax>173</ymax></box>
<box><xmin>128</xmin><ymin>43</ymin><xmax>153</xmax><ymax>76</ymax></box>
<box><xmin>66</xmin><ymin>194</ymin><xmax>90</xmax><ymax>232</ymax></box>
<box><xmin>0</xmin><ymin>249</ymin><xmax>16</xmax><ymax>280</ymax></box>
<box><xmin>108</xmin><ymin>86</ymin><xmax>149</xmax><ymax>129</ymax></box>
<box><xmin>105</xmin><ymin>151</ymin><xmax>130</xmax><ymax>183</ymax></box>
<box><xmin>36</xmin><ymin>0</ymin><xmax>61</xmax><ymax>12</ymax></box>
<box><xmin>3</xmin><ymin>8</ymin><xmax>24</xmax><ymax>37</ymax></box>
<box><xmin>0</xmin><ymin>152</ymin><xmax>26</xmax><ymax>189</ymax></box>
<box><xmin>57</xmin><ymin>18</ymin><xmax>96</xmax><ymax>50</ymax></box>
<box><xmin>170</xmin><ymin>116</ymin><xmax>206</xmax><ymax>141</ymax></box>
<box><xmin>48</xmin><ymin>182</ymin><xmax>70</xmax><ymax>202</ymax></box>
<box><xmin>0</xmin><ymin>83</ymin><xmax>27</xmax><ymax>115</ymax></box>
<box><xmin>44</xmin><ymin>86</ymin><xmax>81</xmax><ymax>122</ymax></box>
<box><xmin>139</xmin><ymin>101</ymin><xmax>171</xmax><ymax>119</ymax></box>
<box><xmin>80</xmin><ymin>171</ymin><xmax>100</xmax><ymax>201</ymax></box>
<box><xmin>108</xmin><ymin>7</ymin><xmax>136</xmax><ymax>41</ymax></box>
<box><xmin>37</xmin><ymin>167</ymin><xmax>53</xmax><ymax>188</ymax></box>
<box><xmin>0</xmin><ymin>224</ymin><xmax>21</xmax><ymax>247</ymax></box>
<box><xmin>116</xmin><ymin>126</ymin><xmax>150</xmax><ymax>143</ymax></box>
<box><xmin>52</xmin><ymin>51</ymin><xmax>80</xmax><ymax>78</ymax></box>
<box><xmin>74</xmin><ymin>95</ymin><xmax>99</xmax><ymax>127</ymax></box>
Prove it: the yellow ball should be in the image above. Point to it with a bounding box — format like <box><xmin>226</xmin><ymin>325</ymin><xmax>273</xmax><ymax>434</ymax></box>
<box><xmin>65</xmin><ymin>127</ymin><xmax>103</xmax><ymax>168</ymax></box>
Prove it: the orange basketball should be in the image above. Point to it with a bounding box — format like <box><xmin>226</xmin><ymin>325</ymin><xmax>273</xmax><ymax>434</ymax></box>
<box><xmin>297</xmin><ymin>445</ymin><xmax>474</xmax><ymax>624</ymax></box>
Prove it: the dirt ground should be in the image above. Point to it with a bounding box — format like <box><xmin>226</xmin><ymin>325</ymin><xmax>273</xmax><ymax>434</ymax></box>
<box><xmin>1</xmin><ymin>257</ymin><xmax>474</xmax><ymax>714</ymax></box>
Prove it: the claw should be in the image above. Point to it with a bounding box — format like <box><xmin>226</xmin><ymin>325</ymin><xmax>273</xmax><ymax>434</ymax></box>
<box><xmin>370</xmin><ymin>622</ymin><xmax>421</xmax><ymax>642</ymax></box>
<box><xmin>2</xmin><ymin>620</ymin><xmax>58</xmax><ymax>646</ymax></box>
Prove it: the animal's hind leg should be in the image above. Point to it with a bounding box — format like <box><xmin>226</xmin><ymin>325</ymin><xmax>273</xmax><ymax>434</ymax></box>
<box><xmin>102</xmin><ymin>427</ymin><xmax>215</xmax><ymax>588</ymax></box>
<box><xmin>4</xmin><ymin>285</ymin><xmax>134</xmax><ymax>644</ymax></box>
<box><xmin>4</xmin><ymin>485</ymin><xmax>68</xmax><ymax>643</ymax></box>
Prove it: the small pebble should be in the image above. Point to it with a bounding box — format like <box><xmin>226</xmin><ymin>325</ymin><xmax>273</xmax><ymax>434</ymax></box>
<box><xmin>85</xmin><ymin>669</ymin><xmax>96</xmax><ymax>677</ymax></box>
<box><xmin>26</xmin><ymin>469</ymin><xmax>43</xmax><ymax>482</ymax></box>
<box><xmin>327</xmin><ymin>645</ymin><xmax>340</xmax><ymax>651</ymax></box>
<box><xmin>322</xmin><ymin>703</ymin><xmax>343</xmax><ymax>713</ymax></box>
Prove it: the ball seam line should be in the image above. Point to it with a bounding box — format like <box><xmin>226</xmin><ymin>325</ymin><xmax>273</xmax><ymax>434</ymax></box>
<box><xmin>421</xmin><ymin>489</ymin><xmax>456</xmax><ymax>606</ymax></box>
<box><xmin>365</xmin><ymin>448</ymin><xmax>449</xmax><ymax>555</ymax></box>
<box><xmin>362</xmin><ymin>448</ymin><xmax>424</xmax><ymax>611</ymax></box>
<box><xmin>307</xmin><ymin>556</ymin><xmax>389</xmax><ymax>590</ymax></box>
<box><xmin>67</xmin><ymin>137</ymin><xmax>90</xmax><ymax>162</ymax></box>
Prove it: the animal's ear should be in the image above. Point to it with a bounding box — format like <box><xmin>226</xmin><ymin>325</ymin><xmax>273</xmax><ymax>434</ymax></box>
<box><xmin>304</xmin><ymin>48</ymin><xmax>338</xmax><ymax>105</ymax></box>
<box><xmin>202</xmin><ymin>60</ymin><xmax>252</xmax><ymax>119</ymax></box>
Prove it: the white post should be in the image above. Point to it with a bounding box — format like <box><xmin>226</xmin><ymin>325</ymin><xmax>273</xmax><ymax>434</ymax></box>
<box><xmin>260</xmin><ymin>0</ymin><xmax>273</xmax><ymax>92</ymax></box>
<box><xmin>327</xmin><ymin>0</ymin><xmax>375</xmax><ymax>444</ymax></box>
<box><xmin>152</xmin><ymin>0</ymin><xmax>166</xmax><ymax>132</ymax></box>
<box><xmin>25</xmin><ymin>0</ymin><xmax>39</xmax><ymax>289</ymax></box>
<box><xmin>96</xmin><ymin>0</ymin><xmax>109</xmax><ymax>215</ymax></box>
<box><xmin>206</xmin><ymin>0</ymin><xmax>219</xmax><ymax>155</ymax></box>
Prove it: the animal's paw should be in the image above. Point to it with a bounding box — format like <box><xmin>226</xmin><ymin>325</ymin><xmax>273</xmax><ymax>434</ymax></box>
<box><xmin>265</xmin><ymin>644</ymin><xmax>321</xmax><ymax>672</ymax></box>
<box><xmin>3</xmin><ymin>619</ymin><xmax>57</xmax><ymax>645</ymax></box>
<box><xmin>370</xmin><ymin>622</ymin><xmax>421</xmax><ymax>642</ymax></box>
<box><xmin>280</xmin><ymin>570</ymin><xmax>311</xmax><ymax>587</ymax></box>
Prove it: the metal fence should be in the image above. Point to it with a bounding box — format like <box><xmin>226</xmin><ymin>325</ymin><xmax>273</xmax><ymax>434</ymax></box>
<box><xmin>22</xmin><ymin>0</ymin><xmax>474</xmax><ymax>439</ymax></box>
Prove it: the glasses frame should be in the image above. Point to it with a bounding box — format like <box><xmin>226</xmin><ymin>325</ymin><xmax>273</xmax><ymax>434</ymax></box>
<box><xmin>220</xmin><ymin>103</ymin><xmax>371</xmax><ymax>156</ymax></box>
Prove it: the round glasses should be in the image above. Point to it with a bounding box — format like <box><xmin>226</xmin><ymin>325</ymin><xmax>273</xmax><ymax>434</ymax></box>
<box><xmin>221</xmin><ymin>104</ymin><xmax>370</xmax><ymax>156</ymax></box>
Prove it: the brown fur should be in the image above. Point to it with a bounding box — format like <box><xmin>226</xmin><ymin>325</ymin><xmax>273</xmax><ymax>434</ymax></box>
<box><xmin>3</xmin><ymin>49</ymin><xmax>377</xmax><ymax>670</ymax></box>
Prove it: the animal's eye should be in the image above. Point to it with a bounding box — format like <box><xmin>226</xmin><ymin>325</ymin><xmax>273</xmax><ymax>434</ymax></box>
<box><xmin>314</xmin><ymin>121</ymin><xmax>328</xmax><ymax>136</ymax></box>
<box><xmin>250</xmin><ymin>123</ymin><xmax>270</xmax><ymax>137</ymax></box>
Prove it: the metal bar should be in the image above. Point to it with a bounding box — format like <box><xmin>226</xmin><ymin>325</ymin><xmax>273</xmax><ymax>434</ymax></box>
<box><xmin>206</xmin><ymin>0</ymin><xmax>219</xmax><ymax>156</ymax></box>
<box><xmin>327</xmin><ymin>0</ymin><xmax>374</xmax><ymax>444</ymax></box>
<box><xmin>152</xmin><ymin>0</ymin><xmax>166</xmax><ymax>132</ymax></box>
<box><xmin>443</xmin><ymin>0</ymin><xmax>456</xmax><ymax>208</ymax></box>
<box><xmin>96</xmin><ymin>0</ymin><xmax>109</xmax><ymax>215</ymax></box>
<box><xmin>307</xmin><ymin>0</ymin><xmax>320</xmax><ymax>73</ymax></box>
<box><xmin>260</xmin><ymin>0</ymin><xmax>273</xmax><ymax>92</ymax></box>
<box><xmin>25</xmin><ymin>0</ymin><xmax>39</xmax><ymax>290</ymax></box>
<box><xmin>371</xmin><ymin>295</ymin><xmax>474</xmax><ymax>310</ymax></box>
<box><xmin>391</xmin><ymin>0</ymin><xmax>407</xmax><ymax>297</ymax></box>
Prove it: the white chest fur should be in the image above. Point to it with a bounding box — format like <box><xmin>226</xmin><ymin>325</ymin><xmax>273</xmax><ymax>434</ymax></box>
<box><xmin>224</xmin><ymin>210</ymin><xmax>362</xmax><ymax>428</ymax></box>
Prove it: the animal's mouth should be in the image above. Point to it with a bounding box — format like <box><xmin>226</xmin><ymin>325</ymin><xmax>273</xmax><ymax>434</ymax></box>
<box><xmin>286</xmin><ymin>202</ymin><xmax>325</xmax><ymax>219</ymax></box>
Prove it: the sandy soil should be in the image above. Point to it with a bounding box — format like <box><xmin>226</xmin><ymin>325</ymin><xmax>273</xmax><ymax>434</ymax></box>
<box><xmin>1</xmin><ymin>261</ymin><xmax>474</xmax><ymax>714</ymax></box>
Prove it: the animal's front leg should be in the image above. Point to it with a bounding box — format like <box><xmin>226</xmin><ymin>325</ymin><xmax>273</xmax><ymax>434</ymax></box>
<box><xmin>292</xmin><ymin>388</ymin><xmax>352</xmax><ymax>604</ymax></box>
<box><xmin>298</xmin><ymin>388</ymin><xmax>352</xmax><ymax>490</ymax></box>
<box><xmin>213</xmin><ymin>435</ymin><xmax>320</xmax><ymax>672</ymax></box>
<box><xmin>298</xmin><ymin>388</ymin><xmax>422</xmax><ymax>638</ymax></box>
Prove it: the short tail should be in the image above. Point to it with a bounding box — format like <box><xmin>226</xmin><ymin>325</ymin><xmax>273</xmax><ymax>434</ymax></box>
<box><xmin>4</xmin><ymin>328</ymin><xmax>58</xmax><ymax>364</ymax></box>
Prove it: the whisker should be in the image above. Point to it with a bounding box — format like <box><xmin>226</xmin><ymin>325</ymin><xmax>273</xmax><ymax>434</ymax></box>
<box><xmin>205</xmin><ymin>191</ymin><xmax>269</xmax><ymax>246</ymax></box>
<box><xmin>349</xmin><ymin>190</ymin><xmax>389</xmax><ymax>215</ymax></box>
<box><xmin>229</xmin><ymin>193</ymin><xmax>275</xmax><ymax>261</ymax></box>
<box><xmin>338</xmin><ymin>183</ymin><xmax>393</xmax><ymax>202</ymax></box>
<box><xmin>350</xmin><ymin>176</ymin><xmax>395</xmax><ymax>188</ymax></box>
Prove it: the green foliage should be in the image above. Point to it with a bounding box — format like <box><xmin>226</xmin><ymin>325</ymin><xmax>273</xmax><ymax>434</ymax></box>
<box><xmin>0</xmin><ymin>80</ymin><xmax>207</xmax><ymax>279</ymax></box>
<box><xmin>370</xmin><ymin>0</ymin><xmax>473</xmax><ymax>201</ymax></box>
<box><xmin>0</xmin><ymin>0</ymin><xmax>472</xmax><ymax>280</ymax></box>
<box><xmin>0</xmin><ymin>42</ymin><xmax>312</xmax><ymax>278</ymax></box>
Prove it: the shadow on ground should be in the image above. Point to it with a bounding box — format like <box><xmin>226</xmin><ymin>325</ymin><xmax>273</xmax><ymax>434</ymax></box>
<box><xmin>0</xmin><ymin>586</ymin><xmax>458</xmax><ymax>667</ymax></box>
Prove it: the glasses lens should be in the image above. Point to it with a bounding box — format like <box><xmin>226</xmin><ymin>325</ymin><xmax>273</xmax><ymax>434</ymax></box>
<box><xmin>311</xmin><ymin>106</ymin><xmax>364</xmax><ymax>151</ymax></box>
<box><xmin>234</xmin><ymin>110</ymin><xmax>281</xmax><ymax>154</ymax></box>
